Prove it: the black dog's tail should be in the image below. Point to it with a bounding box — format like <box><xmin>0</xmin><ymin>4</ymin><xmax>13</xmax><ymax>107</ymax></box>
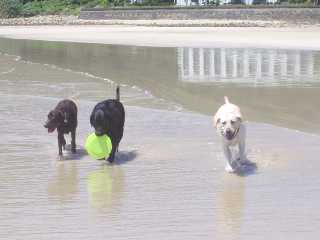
<box><xmin>116</xmin><ymin>86</ymin><xmax>120</xmax><ymax>101</ymax></box>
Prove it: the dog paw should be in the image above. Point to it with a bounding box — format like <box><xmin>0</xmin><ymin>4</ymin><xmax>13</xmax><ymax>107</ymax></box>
<box><xmin>225</xmin><ymin>164</ymin><xmax>235</xmax><ymax>173</ymax></box>
<box><xmin>232</xmin><ymin>160</ymin><xmax>242</xmax><ymax>168</ymax></box>
<box><xmin>107</xmin><ymin>156</ymin><xmax>115</xmax><ymax>163</ymax></box>
<box><xmin>239</xmin><ymin>158</ymin><xmax>255</xmax><ymax>166</ymax></box>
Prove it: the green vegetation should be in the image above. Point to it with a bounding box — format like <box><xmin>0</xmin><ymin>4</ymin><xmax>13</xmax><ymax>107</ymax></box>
<box><xmin>21</xmin><ymin>0</ymin><xmax>78</xmax><ymax>16</ymax></box>
<box><xmin>0</xmin><ymin>0</ymin><xmax>22</xmax><ymax>18</ymax></box>
<box><xmin>0</xmin><ymin>0</ymin><xmax>107</xmax><ymax>17</ymax></box>
<box><xmin>0</xmin><ymin>0</ymin><xmax>317</xmax><ymax>18</ymax></box>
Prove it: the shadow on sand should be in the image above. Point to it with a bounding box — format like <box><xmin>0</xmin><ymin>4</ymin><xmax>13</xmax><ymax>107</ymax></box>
<box><xmin>235</xmin><ymin>161</ymin><xmax>257</xmax><ymax>177</ymax></box>
<box><xmin>112</xmin><ymin>150</ymin><xmax>138</xmax><ymax>165</ymax></box>
<box><xmin>60</xmin><ymin>144</ymin><xmax>87</xmax><ymax>161</ymax></box>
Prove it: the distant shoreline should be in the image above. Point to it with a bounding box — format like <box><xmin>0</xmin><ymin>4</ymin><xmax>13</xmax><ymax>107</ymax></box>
<box><xmin>0</xmin><ymin>23</ymin><xmax>320</xmax><ymax>50</ymax></box>
<box><xmin>0</xmin><ymin>15</ymin><xmax>289</xmax><ymax>27</ymax></box>
<box><xmin>80</xmin><ymin>6</ymin><xmax>320</xmax><ymax>26</ymax></box>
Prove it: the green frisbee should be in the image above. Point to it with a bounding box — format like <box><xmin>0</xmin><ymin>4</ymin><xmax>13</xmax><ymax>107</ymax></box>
<box><xmin>85</xmin><ymin>133</ymin><xmax>112</xmax><ymax>160</ymax></box>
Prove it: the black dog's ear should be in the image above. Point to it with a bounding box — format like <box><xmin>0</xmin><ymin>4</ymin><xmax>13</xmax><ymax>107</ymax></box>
<box><xmin>90</xmin><ymin>109</ymin><xmax>104</xmax><ymax>127</ymax></box>
<box><xmin>95</xmin><ymin>109</ymin><xmax>104</xmax><ymax>122</ymax></box>
<box><xmin>90</xmin><ymin>112</ymin><xmax>94</xmax><ymax>126</ymax></box>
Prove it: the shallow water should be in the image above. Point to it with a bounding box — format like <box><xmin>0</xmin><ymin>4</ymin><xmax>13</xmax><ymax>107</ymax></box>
<box><xmin>0</xmin><ymin>38</ymin><xmax>320</xmax><ymax>239</ymax></box>
<box><xmin>0</xmin><ymin>38</ymin><xmax>320</xmax><ymax>133</ymax></box>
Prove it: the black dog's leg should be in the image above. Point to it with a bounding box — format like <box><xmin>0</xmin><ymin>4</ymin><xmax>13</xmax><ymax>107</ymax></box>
<box><xmin>107</xmin><ymin>136</ymin><xmax>121</xmax><ymax>163</ymax></box>
<box><xmin>107</xmin><ymin>145</ymin><xmax>116</xmax><ymax>163</ymax></box>
<box><xmin>108</xmin><ymin>129</ymin><xmax>123</xmax><ymax>163</ymax></box>
<box><xmin>71</xmin><ymin>129</ymin><xmax>76</xmax><ymax>153</ymax></box>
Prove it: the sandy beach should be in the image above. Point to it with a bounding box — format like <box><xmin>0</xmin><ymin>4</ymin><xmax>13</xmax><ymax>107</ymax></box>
<box><xmin>0</xmin><ymin>47</ymin><xmax>320</xmax><ymax>239</ymax></box>
<box><xmin>1</xmin><ymin>18</ymin><xmax>320</xmax><ymax>239</ymax></box>
<box><xmin>0</xmin><ymin>22</ymin><xmax>320</xmax><ymax>50</ymax></box>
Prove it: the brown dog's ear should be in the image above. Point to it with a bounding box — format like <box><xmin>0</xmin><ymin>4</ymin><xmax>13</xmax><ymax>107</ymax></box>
<box><xmin>57</xmin><ymin>111</ymin><xmax>64</xmax><ymax>121</ymax></box>
<box><xmin>63</xmin><ymin>112</ymin><xmax>68</xmax><ymax>123</ymax></box>
<box><xmin>48</xmin><ymin>110</ymin><xmax>54</xmax><ymax>119</ymax></box>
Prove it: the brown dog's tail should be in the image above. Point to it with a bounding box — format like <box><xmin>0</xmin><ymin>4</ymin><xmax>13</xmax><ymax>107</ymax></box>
<box><xmin>116</xmin><ymin>86</ymin><xmax>120</xmax><ymax>101</ymax></box>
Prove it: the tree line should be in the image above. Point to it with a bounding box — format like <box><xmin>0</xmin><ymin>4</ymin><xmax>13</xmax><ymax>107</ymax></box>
<box><xmin>0</xmin><ymin>0</ymin><xmax>317</xmax><ymax>18</ymax></box>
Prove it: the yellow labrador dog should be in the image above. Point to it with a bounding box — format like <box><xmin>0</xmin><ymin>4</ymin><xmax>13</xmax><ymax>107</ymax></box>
<box><xmin>213</xmin><ymin>97</ymin><xmax>249</xmax><ymax>173</ymax></box>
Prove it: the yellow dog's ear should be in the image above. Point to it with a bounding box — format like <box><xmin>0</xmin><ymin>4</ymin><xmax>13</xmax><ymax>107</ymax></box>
<box><xmin>236</xmin><ymin>110</ymin><xmax>243</xmax><ymax>122</ymax></box>
<box><xmin>213</xmin><ymin>114</ymin><xmax>220</xmax><ymax>127</ymax></box>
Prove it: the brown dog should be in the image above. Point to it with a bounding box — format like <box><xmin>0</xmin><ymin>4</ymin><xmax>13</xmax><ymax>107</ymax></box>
<box><xmin>44</xmin><ymin>99</ymin><xmax>78</xmax><ymax>158</ymax></box>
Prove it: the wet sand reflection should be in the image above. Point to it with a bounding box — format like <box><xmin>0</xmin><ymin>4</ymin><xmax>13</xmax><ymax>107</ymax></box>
<box><xmin>216</xmin><ymin>175</ymin><xmax>246</xmax><ymax>239</ymax></box>
<box><xmin>87</xmin><ymin>165</ymin><xmax>124</xmax><ymax>211</ymax></box>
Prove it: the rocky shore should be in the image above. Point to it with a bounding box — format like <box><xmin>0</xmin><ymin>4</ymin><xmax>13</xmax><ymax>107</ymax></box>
<box><xmin>0</xmin><ymin>15</ymin><xmax>289</xmax><ymax>27</ymax></box>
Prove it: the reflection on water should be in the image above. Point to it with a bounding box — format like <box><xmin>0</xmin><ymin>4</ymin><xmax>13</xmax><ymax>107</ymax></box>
<box><xmin>0</xmin><ymin>38</ymin><xmax>319</xmax><ymax>134</ymax></box>
<box><xmin>87</xmin><ymin>165</ymin><xmax>124</xmax><ymax>210</ymax></box>
<box><xmin>177</xmin><ymin>47</ymin><xmax>318</xmax><ymax>86</ymax></box>
<box><xmin>47</xmin><ymin>161</ymin><xmax>79</xmax><ymax>203</ymax></box>
<box><xmin>216</xmin><ymin>175</ymin><xmax>245</xmax><ymax>239</ymax></box>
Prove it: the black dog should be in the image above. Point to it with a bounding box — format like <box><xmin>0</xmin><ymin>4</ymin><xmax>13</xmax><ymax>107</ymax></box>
<box><xmin>90</xmin><ymin>86</ymin><xmax>125</xmax><ymax>163</ymax></box>
<box><xmin>44</xmin><ymin>99</ymin><xmax>78</xmax><ymax>157</ymax></box>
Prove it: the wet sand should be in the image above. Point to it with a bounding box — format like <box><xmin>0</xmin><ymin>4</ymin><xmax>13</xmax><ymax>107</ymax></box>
<box><xmin>0</xmin><ymin>25</ymin><xmax>320</xmax><ymax>50</ymax></box>
<box><xmin>0</xmin><ymin>27</ymin><xmax>320</xmax><ymax>239</ymax></box>
<box><xmin>1</xmin><ymin>88</ymin><xmax>320</xmax><ymax>239</ymax></box>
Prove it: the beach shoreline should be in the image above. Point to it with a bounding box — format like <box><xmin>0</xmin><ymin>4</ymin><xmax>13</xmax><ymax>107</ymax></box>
<box><xmin>0</xmin><ymin>15</ymin><xmax>290</xmax><ymax>27</ymax></box>
<box><xmin>0</xmin><ymin>23</ymin><xmax>320</xmax><ymax>50</ymax></box>
<box><xmin>0</xmin><ymin>15</ymin><xmax>319</xmax><ymax>50</ymax></box>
